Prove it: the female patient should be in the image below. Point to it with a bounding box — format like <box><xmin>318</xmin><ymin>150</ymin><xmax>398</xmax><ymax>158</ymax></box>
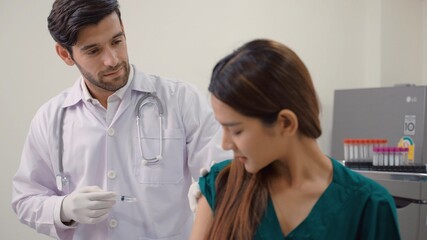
<box><xmin>190</xmin><ymin>39</ymin><xmax>400</xmax><ymax>239</ymax></box>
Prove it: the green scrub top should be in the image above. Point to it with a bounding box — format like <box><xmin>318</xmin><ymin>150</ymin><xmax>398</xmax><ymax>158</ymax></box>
<box><xmin>199</xmin><ymin>158</ymin><xmax>401</xmax><ymax>240</ymax></box>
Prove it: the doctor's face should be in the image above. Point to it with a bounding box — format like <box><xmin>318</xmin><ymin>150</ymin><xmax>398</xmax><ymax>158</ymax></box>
<box><xmin>211</xmin><ymin>95</ymin><xmax>283</xmax><ymax>174</ymax></box>
<box><xmin>69</xmin><ymin>12</ymin><xmax>130</xmax><ymax>93</ymax></box>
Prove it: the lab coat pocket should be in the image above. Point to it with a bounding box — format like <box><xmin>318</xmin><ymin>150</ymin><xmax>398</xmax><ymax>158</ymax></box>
<box><xmin>135</xmin><ymin>128</ymin><xmax>185</xmax><ymax>184</ymax></box>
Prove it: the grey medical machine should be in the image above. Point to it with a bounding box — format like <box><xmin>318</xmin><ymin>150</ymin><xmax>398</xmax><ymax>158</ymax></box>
<box><xmin>330</xmin><ymin>85</ymin><xmax>427</xmax><ymax>240</ymax></box>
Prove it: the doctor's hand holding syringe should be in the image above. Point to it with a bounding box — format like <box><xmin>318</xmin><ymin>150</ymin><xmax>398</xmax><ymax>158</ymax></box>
<box><xmin>60</xmin><ymin>186</ymin><xmax>137</xmax><ymax>225</ymax></box>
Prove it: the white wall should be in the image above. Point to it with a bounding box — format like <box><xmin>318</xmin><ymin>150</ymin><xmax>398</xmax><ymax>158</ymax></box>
<box><xmin>0</xmin><ymin>0</ymin><xmax>425</xmax><ymax>239</ymax></box>
<box><xmin>381</xmin><ymin>0</ymin><xmax>424</xmax><ymax>86</ymax></box>
<box><xmin>423</xmin><ymin>0</ymin><xmax>427</xmax><ymax>85</ymax></box>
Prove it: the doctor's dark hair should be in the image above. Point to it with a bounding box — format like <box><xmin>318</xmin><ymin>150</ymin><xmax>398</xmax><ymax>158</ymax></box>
<box><xmin>206</xmin><ymin>39</ymin><xmax>322</xmax><ymax>239</ymax></box>
<box><xmin>47</xmin><ymin>0</ymin><xmax>121</xmax><ymax>54</ymax></box>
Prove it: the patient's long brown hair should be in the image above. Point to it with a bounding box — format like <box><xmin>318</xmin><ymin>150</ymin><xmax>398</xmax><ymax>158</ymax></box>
<box><xmin>207</xmin><ymin>39</ymin><xmax>322</xmax><ymax>239</ymax></box>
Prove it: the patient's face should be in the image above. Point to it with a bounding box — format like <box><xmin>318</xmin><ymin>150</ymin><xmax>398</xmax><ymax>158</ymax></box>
<box><xmin>211</xmin><ymin>95</ymin><xmax>283</xmax><ymax>173</ymax></box>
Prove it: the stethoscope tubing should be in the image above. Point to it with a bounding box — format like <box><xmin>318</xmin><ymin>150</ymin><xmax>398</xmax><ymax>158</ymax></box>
<box><xmin>56</xmin><ymin>93</ymin><xmax>164</xmax><ymax>191</ymax></box>
<box><xmin>136</xmin><ymin>95</ymin><xmax>164</xmax><ymax>163</ymax></box>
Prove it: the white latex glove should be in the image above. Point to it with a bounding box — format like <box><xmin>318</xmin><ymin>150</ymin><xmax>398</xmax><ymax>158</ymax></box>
<box><xmin>60</xmin><ymin>186</ymin><xmax>117</xmax><ymax>224</ymax></box>
<box><xmin>188</xmin><ymin>167</ymin><xmax>210</xmax><ymax>213</ymax></box>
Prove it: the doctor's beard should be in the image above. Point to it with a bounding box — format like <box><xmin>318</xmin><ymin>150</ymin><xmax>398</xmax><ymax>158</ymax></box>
<box><xmin>75</xmin><ymin>61</ymin><xmax>130</xmax><ymax>92</ymax></box>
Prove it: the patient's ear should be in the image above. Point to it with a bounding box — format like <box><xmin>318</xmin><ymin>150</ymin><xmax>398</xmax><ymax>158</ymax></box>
<box><xmin>55</xmin><ymin>43</ymin><xmax>75</xmax><ymax>66</ymax></box>
<box><xmin>277</xmin><ymin>109</ymin><xmax>298</xmax><ymax>135</ymax></box>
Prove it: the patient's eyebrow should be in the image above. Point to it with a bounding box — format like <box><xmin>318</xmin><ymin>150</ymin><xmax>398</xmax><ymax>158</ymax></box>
<box><xmin>220</xmin><ymin>121</ymin><xmax>242</xmax><ymax>127</ymax></box>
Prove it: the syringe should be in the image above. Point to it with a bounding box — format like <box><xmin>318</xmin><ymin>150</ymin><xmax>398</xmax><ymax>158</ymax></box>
<box><xmin>118</xmin><ymin>195</ymin><xmax>138</xmax><ymax>203</ymax></box>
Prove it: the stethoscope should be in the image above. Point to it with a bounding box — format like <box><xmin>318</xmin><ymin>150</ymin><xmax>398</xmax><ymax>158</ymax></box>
<box><xmin>56</xmin><ymin>93</ymin><xmax>164</xmax><ymax>192</ymax></box>
<box><xmin>135</xmin><ymin>93</ymin><xmax>164</xmax><ymax>164</ymax></box>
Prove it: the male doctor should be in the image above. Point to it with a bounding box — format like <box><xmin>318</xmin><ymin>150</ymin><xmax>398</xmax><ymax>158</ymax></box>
<box><xmin>11</xmin><ymin>0</ymin><xmax>231</xmax><ymax>239</ymax></box>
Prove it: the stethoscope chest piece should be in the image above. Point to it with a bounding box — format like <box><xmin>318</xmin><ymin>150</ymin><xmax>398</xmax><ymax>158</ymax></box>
<box><xmin>56</xmin><ymin>173</ymin><xmax>69</xmax><ymax>192</ymax></box>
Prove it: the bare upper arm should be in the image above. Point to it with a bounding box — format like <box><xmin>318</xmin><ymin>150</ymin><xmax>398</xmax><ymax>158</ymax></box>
<box><xmin>189</xmin><ymin>195</ymin><xmax>214</xmax><ymax>240</ymax></box>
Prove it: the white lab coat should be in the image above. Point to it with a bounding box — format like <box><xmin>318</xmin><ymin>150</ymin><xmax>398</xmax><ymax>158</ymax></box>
<box><xmin>11</xmin><ymin>65</ymin><xmax>232</xmax><ymax>239</ymax></box>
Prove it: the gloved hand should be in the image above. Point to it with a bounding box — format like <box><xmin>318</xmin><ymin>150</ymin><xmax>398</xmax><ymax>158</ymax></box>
<box><xmin>188</xmin><ymin>167</ymin><xmax>210</xmax><ymax>213</ymax></box>
<box><xmin>60</xmin><ymin>186</ymin><xmax>117</xmax><ymax>224</ymax></box>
